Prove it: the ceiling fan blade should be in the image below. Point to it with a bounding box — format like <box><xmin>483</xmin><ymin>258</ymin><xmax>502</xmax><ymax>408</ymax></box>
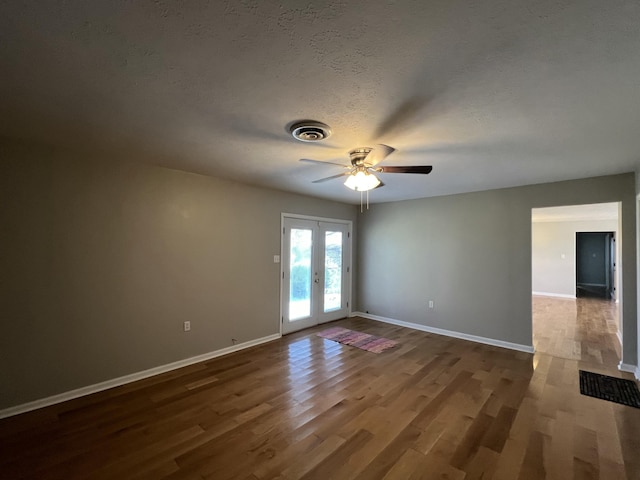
<box><xmin>312</xmin><ymin>172</ymin><xmax>351</xmax><ymax>183</ymax></box>
<box><xmin>377</xmin><ymin>165</ymin><xmax>433</xmax><ymax>174</ymax></box>
<box><xmin>300</xmin><ymin>158</ymin><xmax>349</xmax><ymax>168</ymax></box>
<box><xmin>365</xmin><ymin>144</ymin><xmax>396</xmax><ymax>166</ymax></box>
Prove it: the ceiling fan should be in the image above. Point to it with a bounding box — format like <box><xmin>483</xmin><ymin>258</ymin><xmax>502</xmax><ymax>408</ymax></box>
<box><xmin>300</xmin><ymin>144</ymin><xmax>433</xmax><ymax>192</ymax></box>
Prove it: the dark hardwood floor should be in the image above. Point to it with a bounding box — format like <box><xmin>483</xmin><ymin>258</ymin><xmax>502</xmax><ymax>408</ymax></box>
<box><xmin>1</xmin><ymin>299</ymin><xmax>639</xmax><ymax>479</ymax></box>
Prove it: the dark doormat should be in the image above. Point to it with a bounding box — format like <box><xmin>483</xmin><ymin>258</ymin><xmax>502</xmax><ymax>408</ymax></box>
<box><xmin>579</xmin><ymin>370</ymin><xmax>640</xmax><ymax>408</ymax></box>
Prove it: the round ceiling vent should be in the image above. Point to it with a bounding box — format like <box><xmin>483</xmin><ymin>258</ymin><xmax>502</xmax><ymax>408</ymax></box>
<box><xmin>290</xmin><ymin>121</ymin><xmax>332</xmax><ymax>142</ymax></box>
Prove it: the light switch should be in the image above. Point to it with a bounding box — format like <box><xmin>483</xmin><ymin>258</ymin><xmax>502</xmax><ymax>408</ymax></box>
<box><xmin>273</xmin><ymin>255</ymin><xmax>280</xmax><ymax>263</ymax></box>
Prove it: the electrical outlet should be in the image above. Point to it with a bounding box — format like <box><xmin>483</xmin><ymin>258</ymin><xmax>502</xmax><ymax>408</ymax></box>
<box><xmin>183</xmin><ymin>321</ymin><xmax>191</xmax><ymax>332</ymax></box>
<box><xmin>428</xmin><ymin>300</ymin><xmax>434</xmax><ymax>309</ymax></box>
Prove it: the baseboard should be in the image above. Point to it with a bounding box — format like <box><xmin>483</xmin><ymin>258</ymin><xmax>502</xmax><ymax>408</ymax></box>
<box><xmin>351</xmin><ymin>311</ymin><xmax>535</xmax><ymax>354</ymax></box>
<box><xmin>636</xmin><ymin>366</ymin><xmax>640</xmax><ymax>381</ymax></box>
<box><xmin>618</xmin><ymin>362</ymin><xmax>637</xmax><ymax>375</ymax></box>
<box><xmin>0</xmin><ymin>333</ymin><xmax>281</xmax><ymax>420</ymax></box>
<box><xmin>532</xmin><ymin>291</ymin><xmax>576</xmax><ymax>299</ymax></box>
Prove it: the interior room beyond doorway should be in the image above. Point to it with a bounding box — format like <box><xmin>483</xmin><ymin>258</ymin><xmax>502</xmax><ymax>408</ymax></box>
<box><xmin>531</xmin><ymin>203</ymin><xmax>621</xmax><ymax>366</ymax></box>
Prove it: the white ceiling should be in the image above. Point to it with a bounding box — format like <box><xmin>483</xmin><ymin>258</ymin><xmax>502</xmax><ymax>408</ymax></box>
<box><xmin>2</xmin><ymin>1</ymin><xmax>640</xmax><ymax>204</ymax></box>
<box><xmin>532</xmin><ymin>202</ymin><xmax>619</xmax><ymax>223</ymax></box>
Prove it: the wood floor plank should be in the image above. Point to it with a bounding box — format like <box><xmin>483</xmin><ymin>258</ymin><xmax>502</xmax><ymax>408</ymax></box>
<box><xmin>464</xmin><ymin>446</ymin><xmax>500</xmax><ymax>480</ymax></box>
<box><xmin>409</xmin><ymin>452</ymin><xmax>467</xmax><ymax>480</ymax></box>
<box><xmin>275</xmin><ymin>434</ymin><xmax>345</xmax><ymax>480</ymax></box>
<box><xmin>251</xmin><ymin>432</ymin><xmax>323</xmax><ymax>479</ymax></box>
<box><xmin>492</xmin><ymin>438</ymin><xmax>528</xmax><ymax>480</ymax></box>
<box><xmin>381</xmin><ymin>448</ymin><xmax>426</xmax><ymax>480</ymax></box>
<box><xmin>518</xmin><ymin>430</ymin><xmax>549</xmax><ymax>479</ymax></box>
<box><xmin>353</xmin><ymin>424</ymin><xmax>423</xmax><ymax>480</ymax></box>
<box><xmin>298</xmin><ymin>429</ymin><xmax>373</xmax><ymax>480</ymax></box>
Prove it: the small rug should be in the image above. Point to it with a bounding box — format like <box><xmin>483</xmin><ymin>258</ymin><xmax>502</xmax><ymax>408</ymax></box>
<box><xmin>317</xmin><ymin>327</ymin><xmax>398</xmax><ymax>354</ymax></box>
<box><xmin>579</xmin><ymin>370</ymin><xmax>640</xmax><ymax>408</ymax></box>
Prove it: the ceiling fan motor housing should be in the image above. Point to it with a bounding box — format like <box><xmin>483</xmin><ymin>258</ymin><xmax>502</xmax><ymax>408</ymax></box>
<box><xmin>290</xmin><ymin>121</ymin><xmax>332</xmax><ymax>142</ymax></box>
<box><xmin>349</xmin><ymin>147</ymin><xmax>372</xmax><ymax>166</ymax></box>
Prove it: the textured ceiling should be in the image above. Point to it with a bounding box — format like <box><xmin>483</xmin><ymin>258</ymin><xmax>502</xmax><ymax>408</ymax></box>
<box><xmin>2</xmin><ymin>1</ymin><xmax>640</xmax><ymax>204</ymax></box>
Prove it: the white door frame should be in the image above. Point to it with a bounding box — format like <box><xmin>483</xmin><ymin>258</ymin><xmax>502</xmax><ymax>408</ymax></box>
<box><xmin>280</xmin><ymin>213</ymin><xmax>353</xmax><ymax>335</ymax></box>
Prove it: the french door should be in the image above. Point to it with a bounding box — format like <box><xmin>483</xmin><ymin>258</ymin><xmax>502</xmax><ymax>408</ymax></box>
<box><xmin>281</xmin><ymin>215</ymin><xmax>351</xmax><ymax>334</ymax></box>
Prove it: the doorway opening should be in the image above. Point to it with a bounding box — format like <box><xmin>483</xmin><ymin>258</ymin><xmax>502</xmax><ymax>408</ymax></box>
<box><xmin>576</xmin><ymin>231</ymin><xmax>616</xmax><ymax>299</ymax></box>
<box><xmin>531</xmin><ymin>203</ymin><xmax>621</xmax><ymax>366</ymax></box>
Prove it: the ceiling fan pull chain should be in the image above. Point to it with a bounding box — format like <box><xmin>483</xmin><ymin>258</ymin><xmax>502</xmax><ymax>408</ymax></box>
<box><xmin>360</xmin><ymin>191</ymin><xmax>364</xmax><ymax>213</ymax></box>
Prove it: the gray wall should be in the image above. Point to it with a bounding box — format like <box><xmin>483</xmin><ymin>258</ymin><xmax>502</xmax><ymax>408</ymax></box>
<box><xmin>0</xmin><ymin>140</ymin><xmax>358</xmax><ymax>409</ymax></box>
<box><xmin>357</xmin><ymin>174</ymin><xmax>637</xmax><ymax>365</ymax></box>
<box><xmin>532</xmin><ymin>219</ymin><xmax>618</xmax><ymax>298</ymax></box>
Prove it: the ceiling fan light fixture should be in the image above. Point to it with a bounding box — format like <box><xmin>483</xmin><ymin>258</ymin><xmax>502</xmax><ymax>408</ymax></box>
<box><xmin>344</xmin><ymin>171</ymin><xmax>380</xmax><ymax>191</ymax></box>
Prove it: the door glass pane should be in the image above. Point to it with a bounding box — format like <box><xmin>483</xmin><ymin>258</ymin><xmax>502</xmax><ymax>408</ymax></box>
<box><xmin>324</xmin><ymin>231</ymin><xmax>342</xmax><ymax>312</ymax></box>
<box><xmin>289</xmin><ymin>228</ymin><xmax>312</xmax><ymax>320</ymax></box>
